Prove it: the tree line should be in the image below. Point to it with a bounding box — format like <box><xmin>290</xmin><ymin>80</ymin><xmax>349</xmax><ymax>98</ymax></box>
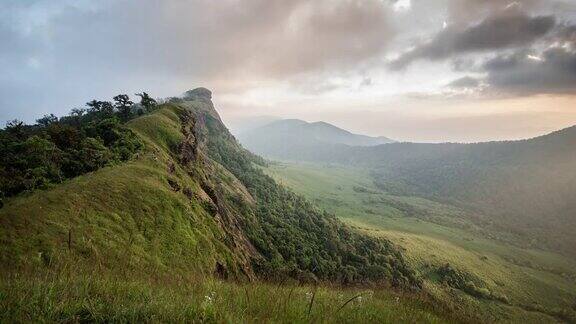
<box><xmin>0</xmin><ymin>93</ymin><xmax>158</xmax><ymax>207</ymax></box>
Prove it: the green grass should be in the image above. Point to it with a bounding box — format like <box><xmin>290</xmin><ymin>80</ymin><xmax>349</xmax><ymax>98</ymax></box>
<box><xmin>0</xmin><ymin>271</ymin><xmax>454</xmax><ymax>323</ymax></box>
<box><xmin>0</xmin><ymin>106</ymin><xmax>241</xmax><ymax>278</ymax></box>
<box><xmin>264</xmin><ymin>161</ymin><xmax>576</xmax><ymax>323</ymax></box>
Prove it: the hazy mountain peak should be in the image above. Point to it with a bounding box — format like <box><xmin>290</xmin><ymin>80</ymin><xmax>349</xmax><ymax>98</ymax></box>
<box><xmin>262</xmin><ymin>119</ymin><xmax>393</xmax><ymax>142</ymax></box>
<box><xmin>309</xmin><ymin>121</ymin><xmax>332</xmax><ymax>127</ymax></box>
<box><xmin>237</xmin><ymin>118</ymin><xmax>395</xmax><ymax>160</ymax></box>
<box><xmin>271</xmin><ymin>119</ymin><xmax>308</xmax><ymax>126</ymax></box>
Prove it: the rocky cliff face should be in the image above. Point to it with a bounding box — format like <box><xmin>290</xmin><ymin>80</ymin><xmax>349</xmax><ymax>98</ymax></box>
<box><xmin>174</xmin><ymin>98</ymin><xmax>260</xmax><ymax>280</ymax></box>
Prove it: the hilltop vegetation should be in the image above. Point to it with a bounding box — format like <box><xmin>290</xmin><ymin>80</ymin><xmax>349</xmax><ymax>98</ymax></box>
<box><xmin>0</xmin><ymin>92</ymin><xmax>157</xmax><ymax>203</ymax></box>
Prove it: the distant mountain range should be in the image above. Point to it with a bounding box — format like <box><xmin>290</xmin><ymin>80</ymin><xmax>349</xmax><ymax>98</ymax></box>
<box><xmin>237</xmin><ymin>119</ymin><xmax>395</xmax><ymax>158</ymax></box>
<box><xmin>239</xmin><ymin>119</ymin><xmax>576</xmax><ymax>257</ymax></box>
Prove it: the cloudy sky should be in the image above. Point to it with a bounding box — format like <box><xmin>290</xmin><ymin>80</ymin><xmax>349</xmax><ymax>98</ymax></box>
<box><xmin>2</xmin><ymin>0</ymin><xmax>576</xmax><ymax>142</ymax></box>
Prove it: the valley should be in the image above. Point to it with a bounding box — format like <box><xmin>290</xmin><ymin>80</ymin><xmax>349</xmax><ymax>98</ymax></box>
<box><xmin>265</xmin><ymin>162</ymin><xmax>576</xmax><ymax>322</ymax></box>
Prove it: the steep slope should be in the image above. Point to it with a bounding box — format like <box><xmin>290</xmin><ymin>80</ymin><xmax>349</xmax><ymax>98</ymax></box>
<box><xmin>178</xmin><ymin>91</ymin><xmax>418</xmax><ymax>285</ymax></box>
<box><xmin>0</xmin><ymin>100</ymin><xmax>255</xmax><ymax>280</ymax></box>
<box><xmin>0</xmin><ymin>88</ymin><xmax>418</xmax><ymax>287</ymax></box>
<box><xmin>237</xmin><ymin>119</ymin><xmax>394</xmax><ymax>159</ymax></box>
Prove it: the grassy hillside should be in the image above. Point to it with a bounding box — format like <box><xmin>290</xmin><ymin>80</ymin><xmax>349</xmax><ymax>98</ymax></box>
<box><xmin>361</xmin><ymin>129</ymin><xmax>576</xmax><ymax>256</ymax></box>
<box><xmin>265</xmin><ymin>162</ymin><xmax>576</xmax><ymax>323</ymax></box>
<box><xmin>1</xmin><ymin>89</ymin><xmax>420</xmax><ymax>285</ymax></box>
<box><xmin>0</xmin><ymin>106</ymin><xmax>248</xmax><ymax>278</ymax></box>
<box><xmin>0</xmin><ymin>90</ymin><xmax>460</xmax><ymax>322</ymax></box>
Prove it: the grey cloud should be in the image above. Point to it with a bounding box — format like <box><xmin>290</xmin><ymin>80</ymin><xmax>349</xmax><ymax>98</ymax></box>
<box><xmin>446</xmin><ymin>38</ymin><xmax>576</xmax><ymax>97</ymax></box>
<box><xmin>451</xmin><ymin>58</ymin><xmax>482</xmax><ymax>72</ymax></box>
<box><xmin>447</xmin><ymin>0</ymin><xmax>576</xmax><ymax>23</ymax></box>
<box><xmin>484</xmin><ymin>46</ymin><xmax>576</xmax><ymax>95</ymax></box>
<box><xmin>442</xmin><ymin>15</ymin><xmax>576</xmax><ymax>97</ymax></box>
<box><xmin>41</xmin><ymin>0</ymin><xmax>394</xmax><ymax>80</ymax></box>
<box><xmin>554</xmin><ymin>24</ymin><xmax>576</xmax><ymax>43</ymax></box>
<box><xmin>447</xmin><ymin>76</ymin><xmax>481</xmax><ymax>88</ymax></box>
<box><xmin>391</xmin><ymin>12</ymin><xmax>556</xmax><ymax>69</ymax></box>
<box><xmin>0</xmin><ymin>0</ymin><xmax>395</xmax><ymax>121</ymax></box>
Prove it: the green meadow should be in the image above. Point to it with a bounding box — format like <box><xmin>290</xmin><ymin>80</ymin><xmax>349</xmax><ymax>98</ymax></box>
<box><xmin>265</xmin><ymin>162</ymin><xmax>576</xmax><ymax>323</ymax></box>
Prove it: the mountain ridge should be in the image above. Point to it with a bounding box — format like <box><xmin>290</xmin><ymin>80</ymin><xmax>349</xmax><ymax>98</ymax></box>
<box><xmin>0</xmin><ymin>88</ymin><xmax>419</xmax><ymax>287</ymax></box>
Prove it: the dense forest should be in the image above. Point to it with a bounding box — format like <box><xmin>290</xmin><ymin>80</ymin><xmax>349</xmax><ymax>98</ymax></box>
<box><xmin>0</xmin><ymin>93</ymin><xmax>157</xmax><ymax>206</ymax></box>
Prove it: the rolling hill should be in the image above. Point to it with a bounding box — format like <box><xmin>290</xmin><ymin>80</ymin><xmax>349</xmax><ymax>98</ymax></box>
<box><xmin>242</xmin><ymin>124</ymin><xmax>576</xmax><ymax>258</ymax></box>
<box><xmin>237</xmin><ymin>119</ymin><xmax>394</xmax><ymax>158</ymax></box>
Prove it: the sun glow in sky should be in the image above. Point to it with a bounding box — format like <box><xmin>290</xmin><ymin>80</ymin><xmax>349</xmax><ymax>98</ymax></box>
<box><xmin>1</xmin><ymin>0</ymin><xmax>576</xmax><ymax>142</ymax></box>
